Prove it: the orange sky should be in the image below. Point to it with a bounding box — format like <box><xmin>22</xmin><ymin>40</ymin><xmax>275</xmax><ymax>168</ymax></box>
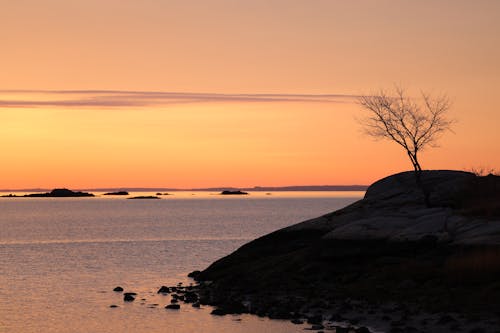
<box><xmin>1</xmin><ymin>0</ymin><xmax>499</xmax><ymax>189</ymax></box>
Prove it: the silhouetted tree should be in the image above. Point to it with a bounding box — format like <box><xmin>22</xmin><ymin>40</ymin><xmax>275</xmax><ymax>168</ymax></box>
<box><xmin>358</xmin><ymin>86</ymin><xmax>453</xmax><ymax>205</ymax></box>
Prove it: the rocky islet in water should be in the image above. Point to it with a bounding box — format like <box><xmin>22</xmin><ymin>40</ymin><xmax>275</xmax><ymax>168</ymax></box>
<box><xmin>220</xmin><ymin>190</ymin><xmax>248</xmax><ymax>195</ymax></box>
<box><xmin>1</xmin><ymin>188</ymin><xmax>95</xmax><ymax>197</ymax></box>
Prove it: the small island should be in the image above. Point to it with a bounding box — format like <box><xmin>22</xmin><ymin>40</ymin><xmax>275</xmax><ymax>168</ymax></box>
<box><xmin>103</xmin><ymin>191</ymin><xmax>129</xmax><ymax>196</ymax></box>
<box><xmin>2</xmin><ymin>188</ymin><xmax>94</xmax><ymax>197</ymax></box>
<box><xmin>127</xmin><ymin>195</ymin><xmax>160</xmax><ymax>200</ymax></box>
<box><xmin>220</xmin><ymin>190</ymin><xmax>248</xmax><ymax>195</ymax></box>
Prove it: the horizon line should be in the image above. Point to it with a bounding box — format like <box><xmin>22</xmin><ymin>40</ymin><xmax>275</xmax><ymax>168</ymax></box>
<box><xmin>0</xmin><ymin>184</ymin><xmax>368</xmax><ymax>192</ymax></box>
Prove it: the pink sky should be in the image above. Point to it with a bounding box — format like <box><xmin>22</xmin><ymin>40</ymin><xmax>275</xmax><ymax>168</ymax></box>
<box><xmin>1</xmin><ymin>1</ymin><xmax>499</xmax><ymax>188</ymax></box>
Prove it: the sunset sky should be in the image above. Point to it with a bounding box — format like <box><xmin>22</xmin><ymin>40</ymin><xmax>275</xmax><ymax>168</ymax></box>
<box><xmin>1</xmin><ymin>0</ymin><xmax>499</xmax><ymax>189</ymax></box>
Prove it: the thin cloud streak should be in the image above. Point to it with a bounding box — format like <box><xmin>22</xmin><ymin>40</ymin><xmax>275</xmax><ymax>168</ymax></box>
<box><xmin>0</xmin><ymin>90</ymin><xmax>358</xmax><ymax>108</ymax></box>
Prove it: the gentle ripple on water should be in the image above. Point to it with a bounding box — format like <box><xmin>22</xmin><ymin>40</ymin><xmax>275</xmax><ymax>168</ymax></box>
<box><xmin>0</xmin><ymin>192</ymin><xmax>362</xmax><ymax>332</ymax></box>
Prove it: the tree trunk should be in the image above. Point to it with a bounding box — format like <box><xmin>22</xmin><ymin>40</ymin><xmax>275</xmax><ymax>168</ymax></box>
<box><xmin>410</xmin><ymin>152</ymin><xmax>430</xmax><ymax>207</ymax></box>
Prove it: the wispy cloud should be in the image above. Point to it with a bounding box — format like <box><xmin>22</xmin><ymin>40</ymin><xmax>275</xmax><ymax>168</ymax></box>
<box><xmin>0</xmin><ymin>90</ymin><xmax>357</xmax><ymax>108</ymax></box>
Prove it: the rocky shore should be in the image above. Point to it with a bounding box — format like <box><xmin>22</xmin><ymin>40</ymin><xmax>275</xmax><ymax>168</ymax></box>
<box><xmin>189</xmin><ymin>170</ymin><xmax>500</xmax><ymax>333</ymax></box>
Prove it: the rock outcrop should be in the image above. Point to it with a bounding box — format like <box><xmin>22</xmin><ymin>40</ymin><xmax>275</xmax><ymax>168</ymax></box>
<box><xmin>194</xmin><ymin>171</ymin><xmax>500</xmax><ymax>322</ymax></box>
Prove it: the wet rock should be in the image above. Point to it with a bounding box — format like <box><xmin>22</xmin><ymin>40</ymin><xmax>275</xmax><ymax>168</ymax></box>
<box><xmin>124</xmin><ymin>294</ymin><xmax>135</xmax><ymax>302</ymax></box>
<box><xmin>335</xmin><ymin>327</ymin><xmax>349</xmax><ymax>333</ymax></box>
<box><xmin>109</xmin><ymin>304</ymin><xmax>119</xmax><ymax>308</ymax></box>
<box><xmin>165</xmin><ymin>304</ymin><xmax>180</xmax><ymax>310</ymax></box>
<box><xmin>268</xmin><ymin>307</ymin><xmax>292</xmax><ymax>319</ymax></box>
<box><xmin>188</xmin><ymin>270</ymin><xmax>201</xmax><ymax>279</ymax></box>
<box><xmin>311</xmin><ymin>324</ymin><xmax>324</xmax><ymax>330</ymax></box>
<box><xmin>157</xmin><ymin>286</ymin><xmax>170</xmax><ymax>294</ymax></box>
<box><xmin>210</xmin><ymin>308</ymin><xmax>226</xmax><ymax>316</ymax></box>
<box><xmin>113</xmin><ymin>286</ymin><xmax>124</xmax><ymax>292</ymax></box>
<box><xmin>183</xmin><ymin>291</ymin><xmax>198</xmax><ymax>303</ymax></box>
<box><xmin>192</xmin><ymin>302</ymin><xmax>200</xmax><ymax>308</ymax></box>
<box><xmin>307</xmin><ymin>314</ymin><xmax>323</xmax><ymax>325</ymax></box>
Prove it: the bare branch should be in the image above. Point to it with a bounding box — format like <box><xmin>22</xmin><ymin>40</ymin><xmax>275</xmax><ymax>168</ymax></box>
<box><xmin>357</xmin><ymin>86</ymin><xmax>454</xmax><ymax>173</ymax></box>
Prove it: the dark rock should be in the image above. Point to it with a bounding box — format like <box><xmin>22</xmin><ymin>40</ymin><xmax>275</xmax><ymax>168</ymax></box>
<box><xmin>124</xmin><ymin>292</ymin><xmax>137</xmax><ymax>296</ymax></box>
<box><xmin>268</xmin><ymin>307</ymin><xmax>292</xmax><ymax>319</ymax></box>
<box><xmin>210</xmin><ymin>308</ymin><xmax>227</xmax><ymax>316</ymax></box>
<box><xmin>389</xmin><ymin>328</ymin><xmax>404</xmax><ymax>333</ymax></box>
<box><xmin>330</xmin><ymin>313</ymin><xmax>345</xmax><ymax>322</ymax></box>
<box><xmin>220</xmin><ymin>190</ymin><xmax>248</xmax><ymax>195</ymax></box>
<box><xmin>157</xmin><ymin>286</ymin><xmax>170</xmax><ymax>294</ymax></box>
<box><xmin>335</xmin><ymin>327</ymin><xmax>349</xmax><ymax>333</ymax></box>
<box><xmin>183</xmin><ymin>291</ymin><xmax>198</xmax><ymax>303</ymax></box>
<box><xmin>307</xmin><ymin>314</ymin><xmax>323</xmax><ymax>325</ymax></box>
<box><xmin>311</xmin><ymin>324</ymin><xmax>324</xmax><ymax>330</ymax></box>
<box><xmin>127</xmin><ymin>196</ymin><xmax>160</xmax><ymax>199</ymax></box>
<box><xmin>188</xmin><ymin>270</ymin><xmax>201</xmax><ymax>279</ymax></box>
<box><xmin>124</xmin><ymin>294</ymin><xmax>135</xmax><ymax>302</ymax></box>
<box><xmin>165</xmin><ymin>304</ymin><xmax>180</xmax><ymax>310</ymax></box>
<box><xmin>355</xmin><ymin>327</ymin><xmax>371</xmax><ymax>333</ymax></box>
<box><xmin>113</xmin><ymin>286</ymin><xmax>123</xmax><ymax>292</ymax></box>
<box><xmin>170</xmin><ymin>299</ymin><xmax>178</xmax><ymax>304</ymax></box>
<box><xmin>469</xmin><ymin>328</ymin><xmax>485</xmax><ymax>333</ymax></box>
<box><xmin>103</xmin><ymin>191</ymin><xmax>129</xmax><ymax>196</ymax></box>
<box><xmin>192</xmin><ymin>302</ymin><xmax>200</xmax><ymax>308</ymax></box>
<box><xmin>192</xmin><ymin>170</ymin><xmax>500</xmax><ymax>329</ymax></box>
<box><xmin>109</xmin><ymin>305</ymin><xmax>119</xmax><ymax>308</ymax></box>
<box><xmin>291</xmin><ymin>319</ymin><xmax>304</xmax><ymax>324</ymax></box>
<box><xmin>437</xmin><ymin>314</ymin><xmax>457</xmax><ymax>325</ymax></box>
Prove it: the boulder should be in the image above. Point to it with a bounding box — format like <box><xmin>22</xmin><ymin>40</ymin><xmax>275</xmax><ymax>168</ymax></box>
<box><xmin>157</xmin><ymin>286</ymin><xmax>169</xmax><ymax>294</ymax></box>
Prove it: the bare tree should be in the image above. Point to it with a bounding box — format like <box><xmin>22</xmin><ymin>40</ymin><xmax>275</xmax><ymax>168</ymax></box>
<box><xmin>358</xmin><ymin>86</ymin><xmax>453</xmax><ymax>203</ymax></box>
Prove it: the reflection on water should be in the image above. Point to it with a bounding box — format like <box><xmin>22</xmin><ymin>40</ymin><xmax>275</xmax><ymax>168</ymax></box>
<box><xmin>0</xmin><ymin>192</ymin><xmax>362</xmax><ymax>332</ymax></box>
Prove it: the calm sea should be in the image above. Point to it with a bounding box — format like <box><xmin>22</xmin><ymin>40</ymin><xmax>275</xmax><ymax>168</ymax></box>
<box><xmin>0</xmin><ymin>191</ymin><xmax>363</xmax><ymax>333</ymax></box>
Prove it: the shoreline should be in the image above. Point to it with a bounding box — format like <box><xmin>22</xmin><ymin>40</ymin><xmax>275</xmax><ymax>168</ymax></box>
<box><xmin>188</xmin><ymin>170</ymin><xmax>500</xmax><ymax>333</ymax></box>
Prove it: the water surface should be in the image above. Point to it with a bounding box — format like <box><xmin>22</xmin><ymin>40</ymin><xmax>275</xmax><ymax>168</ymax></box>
<box><xmin>0</xmin><ymin>191</ymin><xmax>363</xmax><ymax>332</ymax></box>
